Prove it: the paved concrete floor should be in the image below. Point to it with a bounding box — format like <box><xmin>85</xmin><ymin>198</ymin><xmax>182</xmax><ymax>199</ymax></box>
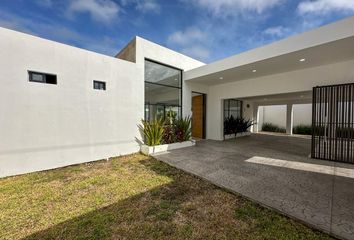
<box><xmin>154</xmin><ymin>134</ymin><xmax>354</xmax><ymax>240</ymax></box>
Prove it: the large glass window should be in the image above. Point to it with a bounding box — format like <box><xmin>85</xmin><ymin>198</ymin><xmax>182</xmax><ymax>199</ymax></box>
<box><xmin>145</xmin><ymin>59</ymin><xmax>182</xmax><ymax>121</ymax></box>
<box><xmin>224</xmin><ymin>99</ymin><xmax>242</xmax><ymax>119</ymax></box>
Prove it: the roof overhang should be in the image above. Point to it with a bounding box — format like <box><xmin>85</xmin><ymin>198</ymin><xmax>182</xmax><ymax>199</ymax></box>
<box><xmin>184</xmin><ymin>16</ymin><xmax>354</xmax><ymax>85</ymax></box>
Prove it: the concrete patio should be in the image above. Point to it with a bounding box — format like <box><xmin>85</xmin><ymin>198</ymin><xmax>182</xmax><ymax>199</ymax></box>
<box><xmin>154</xmin><ymin>134</ymin><xmax>354</xmax><ymax>240</ymax></box>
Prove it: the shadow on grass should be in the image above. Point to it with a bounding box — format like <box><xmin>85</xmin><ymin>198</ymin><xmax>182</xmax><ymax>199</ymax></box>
<box><xmin>21</xmin><ymin>157</ymin><xmax>332</xmax><ymax>240</ymax></box>
<box><xmin>21</xmin><ymin>158</ymin><xmax>216</xmax><ymax>240</ymax></box>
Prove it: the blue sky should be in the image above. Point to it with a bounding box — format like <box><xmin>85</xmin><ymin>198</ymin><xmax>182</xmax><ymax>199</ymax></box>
<box><xmin>0</xmin><ymin>0</ymin><xmax>353</xmax><ymax>63</ymax></box>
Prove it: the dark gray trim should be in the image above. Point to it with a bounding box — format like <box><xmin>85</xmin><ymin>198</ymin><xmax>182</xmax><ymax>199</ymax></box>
<box><xmin>28</xmin><ymin>70</ymin><xmax>57</xmax><ymax>85</ymax></box>
<box><xmin>144</xmin><ymin>59</ymin><xmax>183</xmax><ymax>121</ymax></box>
<box><xmin>93</xmin><ymin>80</ymin><xmax>106</xmax><ymax>90</ymax></box>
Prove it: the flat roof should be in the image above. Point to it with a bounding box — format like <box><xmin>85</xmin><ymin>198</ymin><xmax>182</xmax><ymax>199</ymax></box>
<box><xmin>185</xmin><ymin>16</ymin><xmax>354</xmax><ymax>85</ymax></box>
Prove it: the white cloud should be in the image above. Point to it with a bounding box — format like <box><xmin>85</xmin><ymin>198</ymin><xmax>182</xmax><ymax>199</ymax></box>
<box><xmin>263</xmin><ymin>26</ymin><xmax>290</xmax><ymax>37</ymax></box>
<box><xmin>136</xmin><ymin>0</ymin><xmax>160</xmax><ymax>13</ymax></box>
<box><xmin>168</xmin><ymin>27</ymin><xmax>207</xmax><ymax>46</ymax></box>
<box><xmin>298</xmin><ymin>0</ymin><xmax>354</xmax><ymax>15</ymax></box>
<box><xmin>167</xmin><ymin>27</ymin><xmax>209</xmax><ymax>61</ymax></box>
<box><xmin>121</xmin><ymin>0</ymin><xmax>160</xmax><ymax>13</ymax></box>
<box><xmin>68</xmin><ymin>0</ymin><xmax>120</xmax><ymax>24</ymax></box>
<box><xmin>185</xmin><ymin>0</ymin><xmax>284</xmax><ymax>16</ymax></box>
<box><xmin>182</xmin><ymin>46</ymin><xmax>210</xmax><ymax>61</ymax></box>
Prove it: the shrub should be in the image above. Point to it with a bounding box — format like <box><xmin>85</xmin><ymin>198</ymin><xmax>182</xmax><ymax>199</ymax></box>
<box><xmin>293</xmin><ymin>125</ymin><xmax>312</xmax><ymax>135</ymax></box>
<box><xmin>174</xmin><ymin>117</ymin><xmax>192</xmax><ymax>142</ymax></box>
<box><xmin>312</xmin><ymin>126</ymin><xmax>326</xmax><ymax>136</ymax></box>
<box><xmin>140</xmin><ymin>117</ymin><xmax>192</xmax><ymax>146</ymax></box>
<box><xmin>336</xmin><ymin>127</ymin><xmax>354</xmax><ymax>139</ymax></box>
<box><xmin>224</xmin><ymin>116</ymin><xmax>254</xmax><ymax>136</ymax></box>
<box><xmin>261</xmin><ymin>123</ymin><xmax>286</xmax><ymax>133</ymax></box>
<box><xmin>162</xmin><ymin>124</ymin><xmax>176</xmax><ymax>144</ymax></box>
<box><xmin>139</xmin><ymin>118</ymin><xmax>164</xmax><ymax>146</ymax></box>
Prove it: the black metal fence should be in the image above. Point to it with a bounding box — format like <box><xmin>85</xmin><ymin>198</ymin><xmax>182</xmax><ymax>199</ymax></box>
<box><xmin>312</xmin><ymin>83</ymin><xmax>354</xmax><ymax>164</ymax></box>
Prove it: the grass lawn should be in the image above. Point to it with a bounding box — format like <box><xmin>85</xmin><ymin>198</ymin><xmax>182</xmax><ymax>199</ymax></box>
<box><xmin>0</xmin><ymin>154</ymin><xmax>333</xmax><ymax>240</ymax></box>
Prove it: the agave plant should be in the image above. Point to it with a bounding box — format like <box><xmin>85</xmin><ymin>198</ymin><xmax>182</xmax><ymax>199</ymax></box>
<box><xmin>138</xmin><ymin>118</ymin><xmax>164</xmax><ymax>146</ymax></box>
<box><xmin>174</xmin><ymin>116</ymin><xmax>192</xmax><ymax>142</ymax></box>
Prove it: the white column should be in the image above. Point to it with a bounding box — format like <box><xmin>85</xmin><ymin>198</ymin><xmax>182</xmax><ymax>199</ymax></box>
<box><xmin>253</xmin><ymin>105</ymin><xmax>260</xmax><ymax>133</ymax></box>
<box><xmin>286</xmin><ymin>103</ymin><xmax>294</xmax><ymax>135</ymax></box>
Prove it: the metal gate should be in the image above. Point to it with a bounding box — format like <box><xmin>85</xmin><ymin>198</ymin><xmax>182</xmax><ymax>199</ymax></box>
<box><xmin>312</xmin><ymin>83</ymin><xmax>354</xmax><ymax>163</ymax></box>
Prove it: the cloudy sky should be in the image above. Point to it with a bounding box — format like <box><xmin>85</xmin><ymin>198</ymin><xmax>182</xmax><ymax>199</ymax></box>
<box><xmin>0</xmin><ymin>0</ymin><xmax>353</xmax><ymax>63</ymax></box>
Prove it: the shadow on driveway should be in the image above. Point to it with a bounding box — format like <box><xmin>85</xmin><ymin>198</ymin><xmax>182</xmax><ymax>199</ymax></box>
<box><xmin>154</xmin><ymin>134</ymin><xmax>354</xmax><ymax>240</ymax></box>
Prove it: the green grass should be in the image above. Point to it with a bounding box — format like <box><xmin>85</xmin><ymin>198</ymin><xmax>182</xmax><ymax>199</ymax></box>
<box><xmin>0</xmin><ymin>154</ymin><xmax>333</xmax><ymax>240</ymax></box>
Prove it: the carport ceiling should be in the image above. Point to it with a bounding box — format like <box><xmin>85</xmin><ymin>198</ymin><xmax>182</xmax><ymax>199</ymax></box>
<box><xmin>240</xmin><ymin>91</ymin><xmax>312</xmax><ymax>105</ymax></box>
<box><xmin>184</xmin><ymin>17</ymin><xmax>354</xmax><ymax>86</ymax></box>
<box><xmin>185</xmin><ymin>36</ymin><xmax>354</xmax><ymax>85</ymax></box>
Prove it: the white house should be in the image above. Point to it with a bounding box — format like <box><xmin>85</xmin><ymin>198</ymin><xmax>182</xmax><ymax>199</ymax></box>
<box><xmin>1</xmin><ymin>16</ymin><xmax>354</xmax><ymax>177</ymax></box>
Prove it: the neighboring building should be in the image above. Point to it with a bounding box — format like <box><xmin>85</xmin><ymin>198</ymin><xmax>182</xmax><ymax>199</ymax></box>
<box><xmin>1</xmin><ymin>16</ymin><xmax>354</xmax><ymax>177</ymax></box>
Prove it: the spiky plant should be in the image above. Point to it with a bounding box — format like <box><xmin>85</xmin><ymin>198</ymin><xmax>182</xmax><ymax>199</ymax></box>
<box><xmin>138</xmin><ymin>118</ymin><xmax>164</xmax><ymax>146</ymax></box>
<box><xmin>174</xmin><ymin>116</ymin><xmax>192</xmax><ymax>142</ymax></box>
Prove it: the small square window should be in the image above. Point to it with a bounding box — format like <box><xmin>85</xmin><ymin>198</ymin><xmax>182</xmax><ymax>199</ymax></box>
<box><xmin>93</xmin><ymin>80</ymin><xmax>106</xmax><ymax>90</ymax></box>
<box><xmin>28</xmin><ymin>71</ymin><xmax>57</xmax><ymax>85</ymax></box>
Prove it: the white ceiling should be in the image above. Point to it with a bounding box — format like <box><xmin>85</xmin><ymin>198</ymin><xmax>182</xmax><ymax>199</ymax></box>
<box><xmin>186</xmin><ymin>36</ymin><xmax>354</xmax><ymax>85</ymax></box>
<box><xmin>185</xmin><ymin>17</ymin><xmax>354</xmax><ymax>85</ymax></box>
<box><xmin>240</xmin><ymin>90</ymin><xmax>313</xmax><ymax>105</ymax></box>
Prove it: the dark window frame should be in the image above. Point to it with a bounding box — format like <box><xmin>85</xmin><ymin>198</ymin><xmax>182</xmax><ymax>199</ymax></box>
<box><xmin>93</xmin><ymin>80</ymin><xmax>106</xmax><ymax>91</ymax></box>
<box><xmin>144</xmin><ymin>58</ymin><xmax>183</xmax><ymax>122</ymax></box>
<box><xmin>224</xmin><ymin>99</ymin><xmax>243</xmax><ymax>119</ymax></box>
<box><xmin>28</xmin><ymin>71</ymin><xmax>57</xmax><ymax>85</ymax></box>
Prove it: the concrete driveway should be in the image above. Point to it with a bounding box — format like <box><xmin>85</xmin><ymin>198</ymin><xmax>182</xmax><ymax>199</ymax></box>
<box><xmin>154</xmin><ymin>133</ymin><xmax>354</xmax><ymax>240</ymax></box>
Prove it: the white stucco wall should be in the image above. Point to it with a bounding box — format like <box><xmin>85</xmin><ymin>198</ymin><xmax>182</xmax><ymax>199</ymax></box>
<box><xmin>0</xmin><ymin>27</ymin><xmax>144</xmax><ymax>177</ymax></box>
<box><xmin>259</xmin><ymin>105</ymin><xmax>287</xmax><ymax>129</ymax></box>
<box><xmin>206</xmin><ymin>59</ymin><xmax>354</xmax><ymax>140</ymax></box>
<box><xmin>257</xmin><ymin>104</ymin><xmax>312</xmax><ymax>130</ymax></box>
<box><xmin>293</xmin><ymin>104</ymin><xmax>312</xmax><ymax>126</ymax></box>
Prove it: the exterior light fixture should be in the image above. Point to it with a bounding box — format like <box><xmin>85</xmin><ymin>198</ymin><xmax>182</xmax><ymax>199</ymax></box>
<box><xmin>252</xmin><ymin>69</ymin><xmax>257</xmax><ymax>73</ymax></box>
<box><xmin>299</xmin><ymin>58</ymin><xmax>306</xmax><ymax>62</ymax></box>
<box><xmin>219</xmin><ymin>77</ymin><xmax>223</xmax><ymax>80</ymax></box>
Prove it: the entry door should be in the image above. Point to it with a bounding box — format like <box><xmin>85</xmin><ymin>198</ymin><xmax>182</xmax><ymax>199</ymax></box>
<box><xmin>192</xmin><ymin>95</ymin><xmax>204</xmax><ymax>138</ymax></box>
<box><xmin>312</xmin><ymin>83</ymin><xmax>354</xmax><ymax>163</ymax></box>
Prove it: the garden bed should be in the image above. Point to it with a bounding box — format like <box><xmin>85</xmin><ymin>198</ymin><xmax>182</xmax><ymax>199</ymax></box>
<box><xmin>224</xmin><ymin>131</ymin><xmax>251</xmax><ymax>140</ymax></box>
<box><xmin>141</xmin><ymin>140</ymin><xmax>196</xmax><ymax>155</ymax></box>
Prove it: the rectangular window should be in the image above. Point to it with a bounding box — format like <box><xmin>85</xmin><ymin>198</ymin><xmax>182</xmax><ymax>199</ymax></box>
<box><xmin>93</xmin><ymin>80</ymin><xmax>106</xmax><ymax>90</ymax></box>
<box><xmin>28</xmin><ymin>71</ymin><xmax>57</xmax><ymax>84</ymax></box>
<box><xmin>144</xmin><ymin>59</ymin><xmax>182</xmax><ymax>121</ymax></box>
<box><xmin>224</xmin><ymin>99</ymin><xmax>243</xmax><ymax>119</ymax></box>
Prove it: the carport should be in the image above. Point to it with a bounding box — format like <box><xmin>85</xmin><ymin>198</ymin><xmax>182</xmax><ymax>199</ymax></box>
<box><xmin>183</xmin><ymin>17</ymin><xmax>354</xmax><ymax>164</ymax></box>
<box><xmin>172</xmin><ymin>18</ymin><xmax>354</xmax><ymax>239</ymax></box>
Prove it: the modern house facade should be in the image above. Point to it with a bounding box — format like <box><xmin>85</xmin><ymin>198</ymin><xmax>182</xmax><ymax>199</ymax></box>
<box><xmin>0</xmin><ymin>16</ymin><xmax>353</xmax><ymax>177</ymax></box>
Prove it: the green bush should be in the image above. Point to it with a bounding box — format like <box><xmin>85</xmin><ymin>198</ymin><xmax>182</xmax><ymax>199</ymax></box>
<box><xmin>293</xmin><ymin>125</ymin><xmax>312</xmax><ymax>135</ymax></box>
<box><xmin>174</xmin><ymin>117</ymin><xmax>192</xmax><ymax>142</ymax></box>
<box><xmin>224</xmin><ymin>116</ymin><xmax>254</xmax><ymax>136</ymax></box>
<box><xmin>261</xmin><ymin>123</ymin><xmax>286</xmax><ymax>133</ymax></box>
<box><xmin>140</xmin><ymin>117</ymin><xmax>192</xmax><ymax>146</ymax></box>
<box><xmin>312</xmin><ymin>126</ymin><xmax>326</xmax><ymax>136</ymax></box>
<box><xmin>336</xmin><ymin>127</ymin><xmax>354</xmax><ymax>139</ymax></box>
